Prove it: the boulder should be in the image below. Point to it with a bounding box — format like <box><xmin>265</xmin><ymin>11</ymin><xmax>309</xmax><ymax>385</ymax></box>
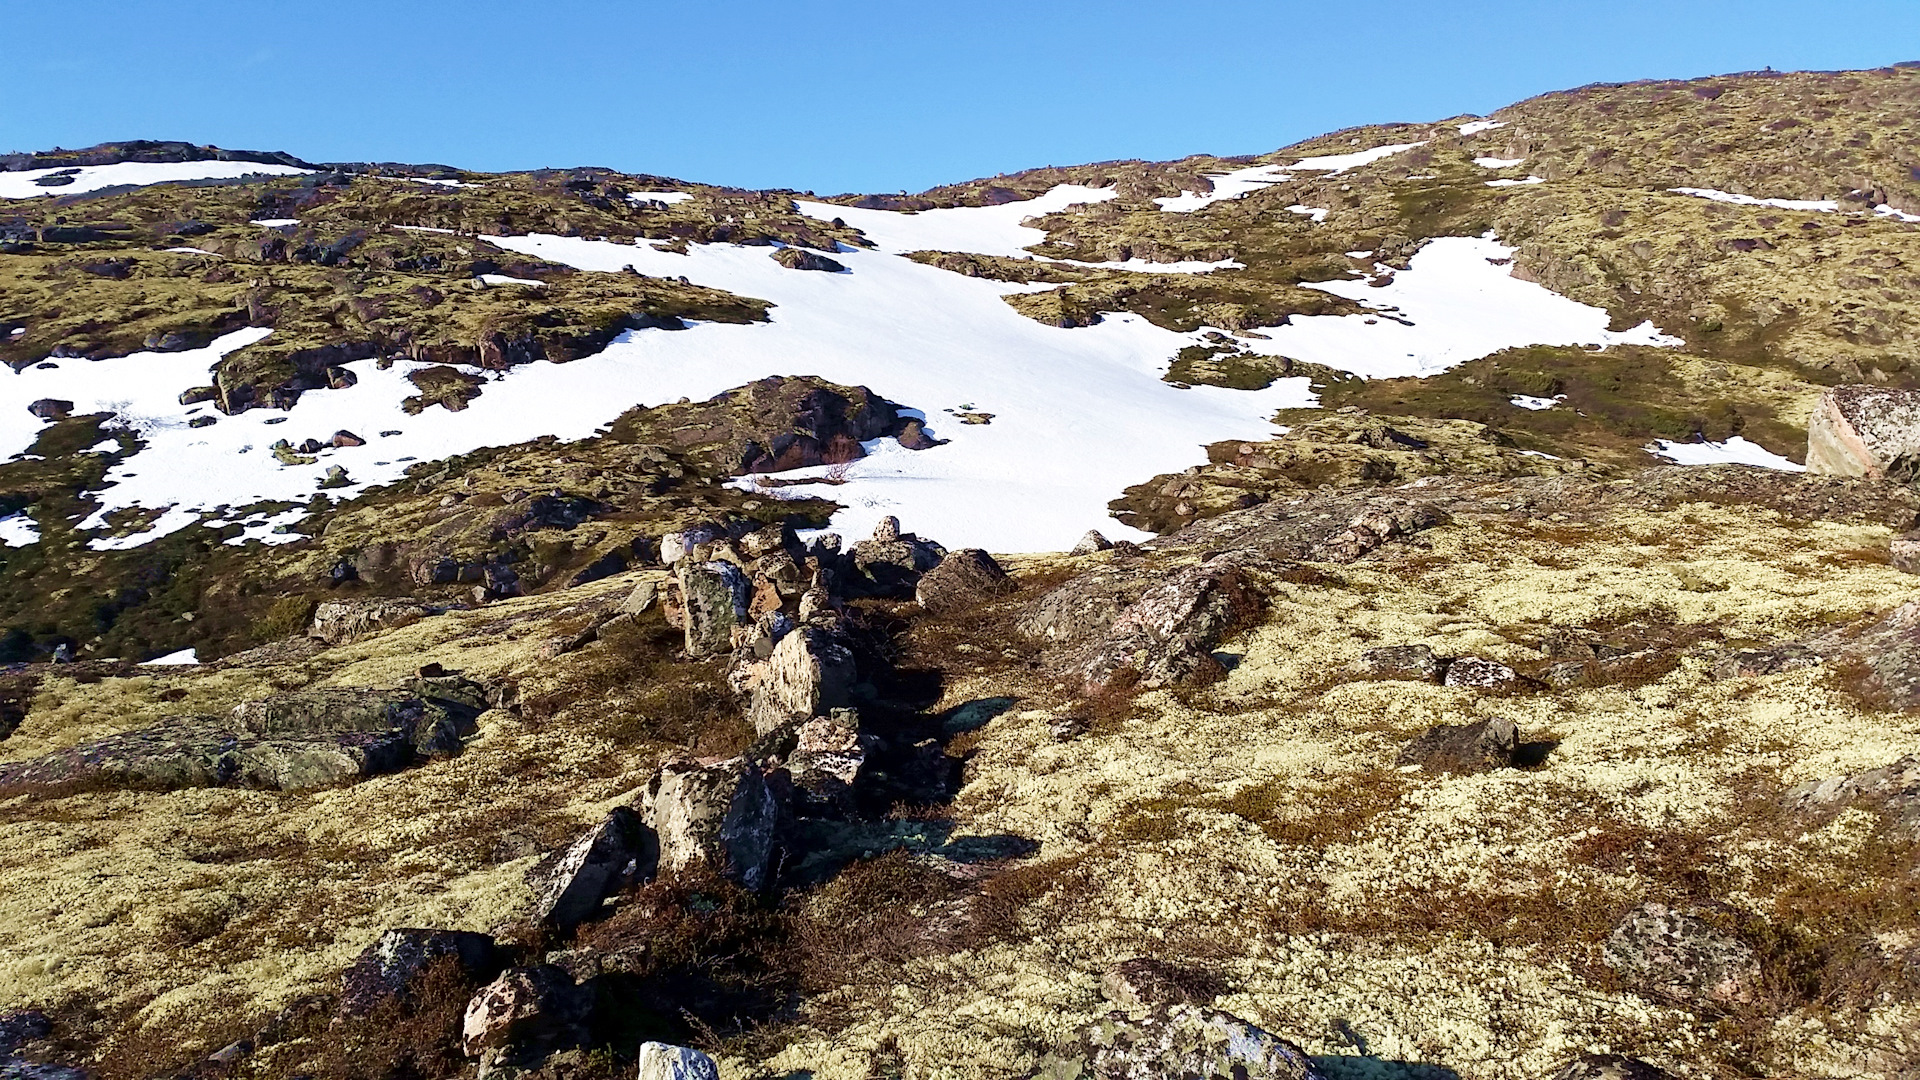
<box><xmin>308</xmin><ymin>598</ymin><xmax>432</xmax><ymax>646</ymax></box>
<box><xmin>915</xmin><ymin>549</ymin><xmax>1014</xmax><ymax>614</ymax></box>
<box><xmin>1443</xmin><ymin>656</ymin><xmax>1520</xmax><ymax>690</ymax></box>
<box><xmin>677</xmin><ymin>560</ymin><xmax>751</xmax><ymax>657</ymax></box>
<box><xmin>1548</xmin><ymin>1056</ymin><xmax>1676</xmax><ymax>1080</ymax></box>
<box><xmin>659</xmin><ymin>523</ymin><xmax>724</xmax><ymax>566</ymax></box>
<box><xmin>1806</xmin><ymin>385</ymin><xmax>1920</xmax><ymax>479</ymax></box>
<box><xmin>1396</xmin><ymin>717</ymin><xmax>1518</xmax><ymax>773</ymax></box>
<box><xmin>0</xmin><ymin>719</ymin><xmax>416</xmax><ymax>793</ymax></box>
<box><xmin>637</xmin><ymin>1042</ymin><xmax>720</xmax><ymax>1080</ymax></box>
<box><xmin>642</xmin><ymin>758</ymin><xmax>781</xmax><ymax>890</ymax></box>
<box><xmin>895</xmin><ymin>418</ymin><xmax>945</xmax><ymax>450</ymax></box>
<box><xmin>1075</xmin><ymin>553</ymin><xmax>1260</xmax><ymax>694</ymax></box>
<box><xmin>1893</xmin><ymin>532</ymin><xmax>1920</xmax><ymax>574</ymax></box>
<box><xmin>786</xmin><ymin>709</ymin><xmax>867</xmax><ymax>810</ymax></box>
<box><xmin>1070</xmin><ymin>529</ymin><xmax>1114</xmax><ymax>556</ymax></box>
<box><xmin>1037</xmin><ymin>1004</ymin><xmax>1324</xmax><ymax>1080</ymax></box>
<box><xmin>231</xmin><ymin>686</ymin><xmax>476</xmax><ymax>759</ymax></box>
<box><xmin>847</xmin><ymin>518</ymin><xmax>946</xmax><ymax>597</ymax></box>
<box><xmin>339</xmin><ymin>928</ymin><xmax>503</xmax><ymax>1016</ymax></box>
<box><xmin>1807</xmin><ymin>597</ymin><xmax>1920</xmax><ymax>708</ymax></box>
<box><xmin>26</xmin><ymin>399</ymin><xmax>72</xmax><ymax>421</ymax></box>
<box><xmin>1358</xmin><ymin>644</ymin><xmax>1441</xmax><ymax>681</ymax></box>
<box><xmin>1603</xmin><ymin>902</ymin><xmax>1760</xmax><ymax>1006</ymax></box>
<box><xmin>460</xmin><ymin>966</ymin><xmax>591</xmax><ymax>1058</ymax></box>
<box><xmin>771</xmin><ymin>246</ymin><xmax>846</xmax><ymax>272</ymax></box>
<box><xmin>525</xmin><ymin>807</ymin><xmax>656</xmax><ymax>932</ymax></box>
<box><xmin>746</xmin><ymin>623</ymin><xmax>857</xmax><ymax>734</ymax></box>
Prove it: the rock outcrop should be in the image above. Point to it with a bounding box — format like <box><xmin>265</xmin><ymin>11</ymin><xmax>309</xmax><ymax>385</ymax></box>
<box><xmin>914</xmin><ymin>548</ymin><xmax>1014</xmax><ymax>614</ymax></box>
<box><xmin>1603</xmin><ymin>902</ymin><xmax>1760</xmax><ymax>1007</ymax></box>
<box><xmin>1806</xmin><ymin>385</ymin><xmax>1920</xmax><ymax>479</ymax></box>
<box><xmin>641</xmin><ymin>757</ymin><xmax>781</xmax><ymax>890</ymax></box>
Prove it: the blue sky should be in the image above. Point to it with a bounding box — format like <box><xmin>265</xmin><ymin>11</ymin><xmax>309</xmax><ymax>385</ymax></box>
<box><xmin>4</xmin><ymin>1</ymin><xmax>1917</xmax><ymax>194</ymax></box>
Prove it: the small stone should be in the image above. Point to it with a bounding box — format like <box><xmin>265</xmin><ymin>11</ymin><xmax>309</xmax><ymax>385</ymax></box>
<box><xmin>872</xmin><ymin>515</ymin><xmax>901</xmax><ymax>543</ymax></box>
<box><xmin>1442</xmin><ymin>656</ymin><xmax>1519</xmax><ymax>689</ymax></box>
<box><xmin>1397</xmin><ymin>717</ymin><xmax>1519</xmax><ymax>773</ymax></box>
<box><xmin>26</xmin><ymin>399</ymin><xmax>72</xmax><ymax>421</ymax></box>
<box><xmin>1358</xmin><ymin>644</ymin><xmax>1440</xmax><ymax>681</ymax></box>
<box><xmin>1069</xmin><ymin>530</ymin><xmax>1113</xmax><ymax>556</ymax></box>
<box><xmin>525</xmin><ymin>807</ymin><xmax>655</xmax><ymax>933</ymax></box>
<box><xmin>636</xmin><ymin>1042</ymin><xmax>720</xmax><ymax>1080</ymax></box>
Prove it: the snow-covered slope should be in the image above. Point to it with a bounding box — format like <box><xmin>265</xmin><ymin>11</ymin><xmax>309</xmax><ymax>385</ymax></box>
<box><xmin>0</xmin><ymin>160</ymin><xmax>312</xmax><ymax>199</ymax></box>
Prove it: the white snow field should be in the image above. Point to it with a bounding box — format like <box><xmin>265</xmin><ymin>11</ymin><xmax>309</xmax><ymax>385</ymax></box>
<box><xmin>0</xmin><ymin>160</ymin><xmax>310</xmax><ymax>200</ymax></box>
<box><xmin>0</xmin><ymin>186</ymin><xmax>1687</xmax><ymax>554</ymax></box>
<box><xmin>1649</xmin><ymin>436</ymin><xmax>1805</xmax><ymax>471</ymax></box>
<box><xmin>1510</xmin><ymin>394</ymin><xmax>1564</xmax><ymax>411</ymax></box>
<box><xmin>1486</xmin><ymin>176</ymin><xmax>1548</xmax><ymax>187</ymax></box>
<box><xmin>0</xmin><ymin>513</ymin><xmax>39</xmax><ymax>547</ymax></box>
<box><xmin>1234</xmin><ymin>235</ymin><xmax>1681</xmax><ymax>380</ymax></box>
<box><xmin>1457</xmin><ymin>120</ymin><xmax>1507</xmax><ymax>135</ymax></box>
<box><xmin>1289</xmin><ymin>142</ymin><xmax>1425</xmax><ymax>172</ymax></box>
<box><xmin>1474</xmin><ymin>157</ymin><xmax>1526</xmax><ymax>169</ymax></box>
<box><xmin>1154</xmin><ymin>164</ymin><xmax>1293</xmax><ymax>213</ymax></box>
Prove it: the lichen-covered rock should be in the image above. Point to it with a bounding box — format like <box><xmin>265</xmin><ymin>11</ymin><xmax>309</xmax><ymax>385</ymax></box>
<box><xmin>915</xmin><ymin>548</ymin><xmax>1014</xmax><ymax>614</ymax></box>
<box><xmin>677</xmin><ymin>560</ymin><xmax>750</xmax><ymax>657</ymax></box>
<box><xmin>771</xmin><ymin>246</ymin><xmax>845</xmax><ymax>272</ymax></box>
<box><xmin>1548</xmin><ymin>1055</ymin><xmax>1677</xmax><ymax>1080</ymax></box>
<box><xmin>746</xmin><ymin>623</ymin><xmax>856</xmax><ymax>734</ymax></box>
<box><xmin>525</xmin><ymin>807</ymin><xmax>655</xmax><ymax>932</ymax></box>
<box><xmin>1036</xmin><ymin>1004</ymin><xmax>1324</xmax><ymax>1080</ymax></box>
<box><xmin>339</xmin><ymin>928</ymin><xmax>503</xmax><ymax>1017</ymax></box>
<box><xmin>1603</xmin><ymin>902</ymin><xmax>1760</xmax><ymax>1006</ymax></box>
<box><xmin>1074</xmin><ymin>553</ymin><xmax>1261</xmax><ymax>694</ymax></box>
<box><xmin>637</xmin><ymin>1042</ymin><xmax>720</xmax><ymax>1080</ymax></box>
<box><xmin>0</xmin><ymin>719</ymin><xmax>418</xmax><ymax>793</ymax></box>
<box><xmin>846</xmin><ymin>518</ymin><xmax>947</xmax><ymax>598</ymax></box>
<box><xmin>460</xmin><ymin>965</ymin><xmax>591</xmax><ymax>1057</ymax></box>
<box><xmin>659</xmin><ymin>523</ymin><xmax>725</xmax><ymax>567</ymax></box>
<box><xmin>1018</xmin><ymin>564</ymin><xmax>1145</xmax><ymax>650</ymax></box>
<box><xmin>1806</xmin><ymin>384</ymin><xmax>1920</xmax><ymax>479</ymax></box>
<box><xmin>1785</xmin><ymin>755</ymin><xmax>1920</xmax><ymax>835</ymax></box>
<box><xmin>641</xmin><ymin>758</ymin><xmax>781</xmax><ymax>890</ymax></box>
<box><xmin>786</xmin><ymin>709</ymin><xmax>867</xmax><ymax>810</ymax></box>
<box><xmin>232</xmin><ymin>685</ymin><xmax>477</xmax><ymax>758</ymax></box>
<box><xmin>1397</xmin><ymin>717</ymin><xmax>1519</xmax><ymax>772</ymax></box>
<box><xmin>1808</xmin><ymin>597</ymin><xmax>1920</xmax><ymax>708</ymax></box>
<box><xmin>308</xmin><ymin>598</ymin><xmax>432</xmax><ymax>645</ymax></box>
<box><xmin>1442</xmin><ymin>656</ymin><xmax>1520</xmax><ymax>690</ymax></box>
<box><xmin>1358</xmin><ymin>644</ymin><xmax>1441</xmax><ymax>681</ymax></box>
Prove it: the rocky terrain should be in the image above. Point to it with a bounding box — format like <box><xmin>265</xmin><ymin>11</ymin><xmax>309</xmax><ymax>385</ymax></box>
<box><xmin>2</xmin><ymin>64</ymin><xmax>1920</xmax><ymax>1080</ymax></box>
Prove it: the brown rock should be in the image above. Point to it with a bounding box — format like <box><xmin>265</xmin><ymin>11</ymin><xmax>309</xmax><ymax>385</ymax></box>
<box><xmin>1396</xmin><ymin>717</ymin><xmax>1518</xmax><ymax>773</ymax></box>
<box><xmin>459</xmin><ymin>965</ymin><xmax>591</xmax><ymax>1057</ymax></box>
<box><xmin>915</xmin><ymin>549</ymin><xmax>1013</xmax><ymax>614</ymax></box>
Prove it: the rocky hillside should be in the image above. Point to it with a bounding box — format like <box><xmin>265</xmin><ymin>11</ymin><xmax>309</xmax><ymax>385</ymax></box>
<box><xmin>1</xmin><ymin>64</ymin><xmax>1920</xmax><ymax>1080</ymax></box>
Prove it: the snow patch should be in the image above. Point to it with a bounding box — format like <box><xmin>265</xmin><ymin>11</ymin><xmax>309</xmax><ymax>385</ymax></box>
<box><xmin>1649</xmin><ymin>436</ymin><xmax>1805</xmax><ymax>472</ymax></box>
<box><xmin>1287</xmin><ymin>205</ymin><xmax>1329</xmax><ymax>223</ymax></box>
<box><xmin>1154</xmin><ymin>165</ymin><xmax>1293</xmax><ymax>213</ymax></box>
<box><xmin>1474</xmin><ymin>157</ymin><xmax>1526</xmax><ymax>169</ymax></box>
<box><xmin>1050</xmin><ymin>257</ymin><xmax>1242</xmax><ymax>274</ymax></box>
<box><xmin>1457</xmin><ymin>120</ymin><xmax>1507</xmax><ymax>135</ymax></box>
<box><xmin>0</xmin><ymin>161</ymin><xmax>311</xmax><ymax>200</ymax></box>
<box><xmin>1876</xmin><ymin>204</ymin><xmax>1920</xmax><ymax>223</ymax></box>
<box><xmin>396</xmin><ymin>225</ymin><xmax>458</xmax><ymax>235</ymax></box>
<box><xmin>251</xmin><ymin>219</ymin><xmax>300</xmax><ymax>228</ymax></box>
<box><xmin>1670</xmin><ymin>188</ymin><xmax>1839</xmax><ymax>212</ymax></box>
<box><xmin>0</xmin><ymin>512</ymin><xmax>39</xmax><ymax>547</ymax></box>
<box><xmin>1289</xmin><ymin>142</ymin><xmax>1425</xmax><ymax>173</ymax></box>
<box><xmin>1510</xmin><ymin>394</ymin><xmax>1564</xmax><ymax>411</ymax></box>
<box><xmin>478</xmin><ymin>274</ymin><xmax>547</xmax><ymax>288</ymax></box>
<box><xmin>164</xmin><ymin>246</ymin><xmax>219</xmax><ymax>255</ymax></box>
<box><xmin>1236</xmin><ymin>235</ymin><xmax>1681</xmax><ymax>380</ymax></box>
<box><xmin>1486</xmin><ymin>177</ymin><xmax>1547</xmax><ymax>187</ymax></box>
<box><xmin>139</xmin><ymin>648</ymin><xmax>199</xmax><ymax>666</ymax></box>
<box><xmin>794</xmin><ymin>186</ymin><xmax>1116</xmax><ymax>258</ymax></box>
<box><xmin>628</xmin><ymin>191</ymin><xmax>694</xmax><ymax>205</ymax></box>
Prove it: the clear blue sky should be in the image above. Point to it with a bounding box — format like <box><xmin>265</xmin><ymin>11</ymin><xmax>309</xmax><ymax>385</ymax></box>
<box><xmin>5</xmin><ymin>1</ymin><xmax>1917</xmax><ymax>195</ymax></box>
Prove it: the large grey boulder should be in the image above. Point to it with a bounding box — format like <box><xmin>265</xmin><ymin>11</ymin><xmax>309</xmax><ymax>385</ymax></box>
<box><xmin>745</xmin><ymin>624</ymin><xmax>857</xmax><ymax>734</ymax></box>
<box><xmin>1075</xmin><ymin>553</ymin><xmax>1260</xmax><ymax>694</ymax></box>
<box><xmin>1603</xmin><ymin>902</ymin><xmax>1760</xmax><ymax>1006</ymax></box>
<box><xmin>231</xmin><ymin>685</ymin><xmax>479</xmax><ymax>759</ymax></box>
<box><xmin>641</xmin><ymin>758</ymin><xmax>781</xmax><ymax>890</ymax></box>
<box><xmin>847</xmin><ymin>516</ymin><xmax>947</xmax><ymax>597</ymax></box>
<box><xmin>1035</xmin><ymin>1004</ymin><xmax>1324</xmax><ymax>1080</ymax></box>
<box><xmin>1806</xmin><ymin>385</ymin><xmax>1920</xmax><ymax>479</ymax></box>
<box><xmin>338</xmin><ymin>928</ymin><xmax>503</xmax><ymax>1016</ymax></box>
<box><xmin>637</xmin><ymin>1042</ymin><xmax>720</xmax><ymax>1080</ymax></box>
<box><xmin>677</xmin><ymin>560</ymin><xmax>751</xmax><ymax>657</ymax></box>
<box><xmin>525</xmin><ymin>807</ymin><xmax>655</xmax><ymax>933</ymax></box>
